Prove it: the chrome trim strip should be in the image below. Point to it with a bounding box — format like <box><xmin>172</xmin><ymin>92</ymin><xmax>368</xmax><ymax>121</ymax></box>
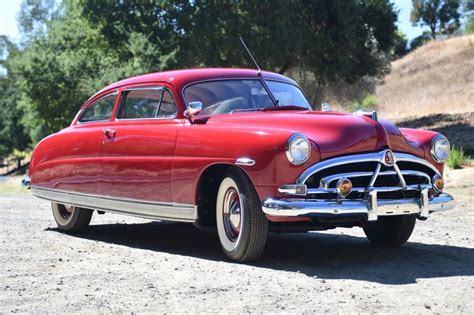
<box><xmin>181</xmin><ymin>78</ymin><xmax>311</xmax><ymax>113</ymax></box>
<box><xmin>278</xmin><ymin>184</ymin><xmax>307</xmax><ymax>196</ymax></box>
<box><xmin>320</xmin><ymin>172</ymin><xmax>373</xmax><ymax>189</ymax></box>
<box><xmin>235</xmin><ymin>157</ymin><xmax>256</xmax><ymax>166</ymax></box>
<box><xmin>367</xmin><ymin>189</ymin><xmax>378</xmax><ymax>221</ymax></box>
<box><xmin>116</xmin><ymin>86</ymin><xmax>178</xmax><ymax>121</ymax></box>
<box><xmin>420</xmin><ymin>188</ymin><xmax>429</xmax><ymax>219</ymax></box>
<box><xmin>31</xmin><ymin>187</ymin><xmax>197</xmax><ymax>223</ymax></box>
<box><xmin>368</xmin><ymin>163</ymin><xmax>381</xmax><ymax>187</ymax></box>
<box><xmin>317</xmin><ymin>169</ymin><xmax>431</xmax><ymax>191</ymax></box>
<box><xmin>394</xmin><ymin>153</ymin><xmax>441</xmax><ymax>175</ymax></box>
<box><xmin>393</xmin><ymin>164</ymin><xmax>408</xmax><ymax>190</ymax></box>
<box><xmin>296</xmin><ymin>150</ymin><xmax>441</xmax><ymax>185</ymax></box>
<box><xmin>305</xmin><ymin>184</ymin><xmax>431</xmax><ymax>195</ymax></box>
<box><xmin>123</xmin><ymin>86</ymin><xmax>164</xmax><ymax>91</ymax></box>
<box><xmin>261</xmin><ymin>193</ymin><xmax>455</xmax><ymax>218</ymax></box>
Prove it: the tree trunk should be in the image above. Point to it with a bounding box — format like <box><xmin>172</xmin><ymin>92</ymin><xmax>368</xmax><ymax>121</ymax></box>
<box><xmin>278</xmin><ymin>62</ymin><xmax>291</xmax><ymax>74</ymax></box>
<box><xmin>430</xmin><ymin>24</ymin><xmax>437</xmax><ymax>40</ymax></box>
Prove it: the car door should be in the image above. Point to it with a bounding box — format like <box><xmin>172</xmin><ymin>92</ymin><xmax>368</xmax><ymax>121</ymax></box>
<box><xmin>98</xmin><ymin>85</ymin><xmax>182</xmax><ymax>203</ymax></box>
<box><xmin>42</xmin><ymin>91</ymin><xmax>118</xmax><ymax>195</ymax></box>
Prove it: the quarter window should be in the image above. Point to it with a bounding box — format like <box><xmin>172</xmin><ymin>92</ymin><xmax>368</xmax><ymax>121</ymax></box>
<box><xmin>117</xmin><ymin>88</ymin><xmax>178</xmax><ymax>119</ymax></box>
<box><xmin>79</xmin><ymin>93</ymin><xmax>117</xmax><ymax>122</ymax></box>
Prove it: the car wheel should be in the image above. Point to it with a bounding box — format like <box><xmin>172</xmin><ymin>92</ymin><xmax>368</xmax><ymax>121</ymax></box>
<box><xmin>51</xmin><ymin>202</ymin><xmax>93</xmax><ymax>233</ymax></box>
<box><xmin>363</xmin><ymin>215</ymin><xmax>416</xmax><ymax>247</ymax></box>
<box><xmin>216</xmin><ymin>168</ymin><xmax>268</xmax><ymax>262</ymax></box>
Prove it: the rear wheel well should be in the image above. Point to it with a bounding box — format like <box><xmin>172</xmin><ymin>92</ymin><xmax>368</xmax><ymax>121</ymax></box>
<box><xmin>195</xmin><ymin>164</ymin><xmax>239</xmax><ymax>228</ymax></box>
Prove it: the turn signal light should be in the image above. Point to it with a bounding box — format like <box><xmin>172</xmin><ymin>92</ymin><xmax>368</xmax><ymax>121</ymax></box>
<box><xmin>433</xmin><ymin>175</ymin><xmax>444</xmax><ymax>191</ymax></box>
<box><xmin>336</xmin><ymin>178</ymin><xmax>352</xmax><ymax>198</ymax></box>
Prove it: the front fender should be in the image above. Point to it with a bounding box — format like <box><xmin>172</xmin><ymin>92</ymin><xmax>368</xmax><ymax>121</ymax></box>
<box><xmin>171</xmin><ymin>124</ymin><xmax>321</xmax><ymax>204</ymax></box>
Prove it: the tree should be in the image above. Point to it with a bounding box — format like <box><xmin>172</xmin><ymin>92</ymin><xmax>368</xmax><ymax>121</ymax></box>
<box><xmin>392</xmin><ymin>31</ymin><xmax>409</xmax><ymax>58</ymax></box>
<box><xmin>0</xmin><ymin>36</ymin><xmax>29</xmax><ymax>158</ymax></box>
<box><xmin>411</xmin><ymin>0</ymin><xmax>461</xmax><ymax>39</ymax></box>
<box><xmin>464</xmin><ymin>0</ymin><xmax>474</xmax><ymax>33</ymax></box>
<box><xmin>8</xmin><ymin>0</ymin><xmax>178</xmax><ymax>144</ymax></box>
<box><xmin>410</xmin><ymin>31</ymin><xmax>433</xmax><ymax>50</ymax></box>
<box><xmin>82</xmin><ymin>0</ymin><xmax>398</xmax><ymax>104</ymax></box>
<box><xmin>3</xmin><ymin>0</ymin><xmax>399</xmax><ymax>149</ymax></box>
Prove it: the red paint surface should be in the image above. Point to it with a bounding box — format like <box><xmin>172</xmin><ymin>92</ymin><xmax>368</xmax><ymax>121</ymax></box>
<box><xmin>29</xmin><ymin>68</ymin><xmax>446</xmax><ymax>210</ymax></box>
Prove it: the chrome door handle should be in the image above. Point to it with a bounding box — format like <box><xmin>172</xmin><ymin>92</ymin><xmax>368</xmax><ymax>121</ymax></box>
<box><xmin>103</xmin><ymin>128</ymin><xmax>116</xmax><ymax>138</ymax></box>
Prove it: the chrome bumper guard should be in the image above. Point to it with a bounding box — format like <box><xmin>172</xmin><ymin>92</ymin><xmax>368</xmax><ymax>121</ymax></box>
<box><xmin>262</xmin><ymin>190</ymin><xmax>455</xmax><ymax>221</ymax></box>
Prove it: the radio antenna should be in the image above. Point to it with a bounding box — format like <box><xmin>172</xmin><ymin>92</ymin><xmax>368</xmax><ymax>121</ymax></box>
<box><xmin>239</xmin><ymin>36</ymin><xmax>279</xmax><ymax>107</ymax></box>
<box><xmin>240</xmin><ymin>37</ymin><xmax>261</xmax><ymax>73</ymax></box>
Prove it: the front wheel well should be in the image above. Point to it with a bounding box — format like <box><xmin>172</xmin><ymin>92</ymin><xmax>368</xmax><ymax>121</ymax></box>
<box><xmin>196</xmin><ymin>164</ymin><xmax>254</xmax><ymax>228</ymax></box>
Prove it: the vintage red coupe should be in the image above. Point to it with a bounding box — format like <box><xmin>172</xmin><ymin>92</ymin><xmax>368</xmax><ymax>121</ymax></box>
<box><xmin>27</xmin><ymin>68</ymin><xmax>455</xmax><ymax>262</ymax></box>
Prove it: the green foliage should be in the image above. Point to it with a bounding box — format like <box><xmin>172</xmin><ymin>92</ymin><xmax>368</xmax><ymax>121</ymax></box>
<box><xmin>466</xmin><ymin>16</ymin><xmax>474</xmax><ymax>33</ymax></box>
<box><xmin>0</xmin><ymin>0</ymin><xmax>399</xmax><ymax>153</ymax></box>
<box><xmin>0</xmin><ymin>36</ymin><xmax>29</xmax><ymax>157</ymax></box>
<box><xmin>410</xmin><ymin>31</ymin><xmax>433</xmax><ymax>50</ymax></box>
<box><xmin>82</xmin><ymin>0</ymin><xmax>398</xmax><ymax>86</ymax></box>
<box><xmin>411</xmin><ymin>0</ymin><xmax>461</xmax><ymax>39</ymax></box>
<box><xmin>464</xmin><ymin>0</ymin><xmax>474</xmax><ymax>34</ymax></box>
<box><xmin>348</xmin><ymin>94</ymin><xmax>378</xmax><ymax>111</ymax></box>
<box><xmin>392</xmin><ymin>31</ymin><xmax>409</xmax><ymax>58</ymax></box>
<box><xmin>447</xmin><ymin>146</ymin><xmax>467</xmax><ymax>169</ymax></box>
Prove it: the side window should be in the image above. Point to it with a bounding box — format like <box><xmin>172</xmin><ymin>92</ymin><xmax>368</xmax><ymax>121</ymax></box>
<box><xmin>117</xmin><ymin>87</ymin><xmax>178</xmax><ymax>119</ymax></box>
<box><xmin>79</xmin><ymin>93</ymin><xmax>116</xmax><ymax>122</ymax></box>
<box><xmin>158</xmin><ymin>90</ymin><xmax>178</xmax><ymax>118</ymax></box>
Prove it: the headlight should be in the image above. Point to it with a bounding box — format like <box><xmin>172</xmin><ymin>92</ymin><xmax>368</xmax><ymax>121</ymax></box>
<box><xmin>431</xmin><ymin>134</ymin><xmax>450</xmax><ymax>162</ymax></box>
<box><xmin>286</xmin><ymin>133</ymin><xmax>311</xmax><ymax>165</ymax></box>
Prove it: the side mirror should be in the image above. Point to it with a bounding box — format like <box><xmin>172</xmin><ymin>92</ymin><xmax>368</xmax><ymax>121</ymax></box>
<box><xmin>187</xmin><ymin>101</ymin><xmax>203</xmax><ymax>115</ymax></box>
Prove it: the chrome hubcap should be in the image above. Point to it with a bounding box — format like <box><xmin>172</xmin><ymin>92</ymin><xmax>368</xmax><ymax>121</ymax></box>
<box><xmin>222</xmin><ymin>188</ymin><xmax>242</xmax><ymax>242</ymax></box>
<box><xmin>58</xmin><ymin>204</ymin><xmax>74</xmax><ymax>219</ymax></box>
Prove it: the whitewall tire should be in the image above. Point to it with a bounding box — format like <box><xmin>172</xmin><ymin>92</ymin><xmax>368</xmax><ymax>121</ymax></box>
<box><xmin>51</xmin><ymin>202</ymin><xmax>93</xmax><ymax>233</ymax></box>
<box><xmin>216</xmin><ymin>168</ymin><xmax>268</xmax><ymax>262</ymax></box>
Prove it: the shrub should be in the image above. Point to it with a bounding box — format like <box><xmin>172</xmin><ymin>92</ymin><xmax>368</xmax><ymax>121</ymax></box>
<box><xmin>348</xmin><ymin>94</ymin><xmax>378</xmax><ymax>112</ymax></box>
<box><xmin>447</xmin><ymin>146</ymin><xmax>467</xmax><ymax>169</ymax></box>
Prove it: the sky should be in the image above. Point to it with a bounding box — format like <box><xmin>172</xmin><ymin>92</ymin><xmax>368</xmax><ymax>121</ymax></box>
<box><xmin>0</xmin><ymin>0</ymin><xmax>427</xmax><ymax>42</ymax></box>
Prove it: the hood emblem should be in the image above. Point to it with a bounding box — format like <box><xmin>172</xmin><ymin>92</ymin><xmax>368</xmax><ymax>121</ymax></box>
<box><xmin>383</xmin><ymin>150</ymin><xmax>395</xmax><ymax>166</ymax></box>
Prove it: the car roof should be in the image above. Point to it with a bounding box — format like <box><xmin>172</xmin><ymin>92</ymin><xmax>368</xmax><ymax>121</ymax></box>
<box><xmin>87</xmin><ymin>68</ymin><xmax>297</xmax><ymax>104</ymax></box>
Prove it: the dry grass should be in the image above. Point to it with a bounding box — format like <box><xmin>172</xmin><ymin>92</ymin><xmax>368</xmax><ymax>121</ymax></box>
<box><xmin>0</xmin><ymin>176</ymin><xmax>27</xmax><ymax>194</ymax></box>
<box><xmin>376</xmin><ymin>35</ymin><xmax>474</xmax><ymax>120</ymax></box>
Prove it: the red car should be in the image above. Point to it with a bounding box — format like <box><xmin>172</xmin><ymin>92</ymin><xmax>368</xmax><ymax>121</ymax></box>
<box><xmin>27</xmin><ymin>68</ymin><xmax>455</xmax><ymax>262</ymax></box>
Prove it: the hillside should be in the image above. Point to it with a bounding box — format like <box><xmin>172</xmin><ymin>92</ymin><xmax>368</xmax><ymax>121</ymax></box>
<box><xmin>377</xmin><ymin>35</ymin><xmax>474</xmax><ymax>119</ymax></box>
<box><xmin>376</xmin><ymin>35</ymin><xmax>474</xmax><ymax>155</ymax></box>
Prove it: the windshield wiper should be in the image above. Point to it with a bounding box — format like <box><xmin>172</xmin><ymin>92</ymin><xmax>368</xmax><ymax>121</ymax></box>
<box><xmin>231</xmin><ymin>106</ymin><xmax>308</xmax><ymax>114</ymax></box>
<box><xmin>230</xmin><ymin>108</ymin><xmax>264</xmax><ymax>113</ymax></box>
<box><xmin>262</xmin><ymin>105</ymin><xmax>309</xmax><ymax>111</ymax></box>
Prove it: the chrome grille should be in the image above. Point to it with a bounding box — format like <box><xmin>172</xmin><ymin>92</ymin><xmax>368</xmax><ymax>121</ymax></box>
<box><xmin>297</xmin><ymin>150</ymin><xmax>439</xmax><ymax>199</ymax></box>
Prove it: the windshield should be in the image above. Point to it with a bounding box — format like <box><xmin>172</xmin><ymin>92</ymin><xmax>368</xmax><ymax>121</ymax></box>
<box><xmin>184</xmin><ymin>79</ymin><xmax>312</xmax><ymax>116</ymax></box>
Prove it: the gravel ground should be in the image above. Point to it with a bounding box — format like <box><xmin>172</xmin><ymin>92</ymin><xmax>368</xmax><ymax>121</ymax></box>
<box><xmin>1</xmin><ymin>168</ymin><xmax>473</xmax><ymax>314</ymax></box>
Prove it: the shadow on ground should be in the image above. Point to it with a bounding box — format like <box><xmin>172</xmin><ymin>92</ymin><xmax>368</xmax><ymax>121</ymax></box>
<box><xmin>46</xmin><ymin>221</ymin><xmax>474</xmax><ymax>285</ymax></box>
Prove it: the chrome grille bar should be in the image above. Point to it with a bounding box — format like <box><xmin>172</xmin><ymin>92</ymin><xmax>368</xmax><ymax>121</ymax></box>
<box><xmin>281</xmin><ymin>150</ymin><xmax>440</xmax><ymax>197</ymax></box>
<box><xmin>297</xmin><ymin>150</ymin><xmax>440</xmax><ymax>185</ymax></box>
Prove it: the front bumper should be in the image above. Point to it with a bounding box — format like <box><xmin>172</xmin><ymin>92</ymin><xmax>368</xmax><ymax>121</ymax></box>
<box><xmin>262</xmin><ymin>191</ymin><xmax>455</xmax><ymax>221</ymax></box>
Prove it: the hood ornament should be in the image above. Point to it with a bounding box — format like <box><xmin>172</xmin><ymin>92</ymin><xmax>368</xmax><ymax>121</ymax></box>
<box><xmin>321</xmin><ymin>103</ymin><xmax>332</xmax><ymax>112</ymax></box>
<box><xmin>353</xmin><ymin>110</ymin><xmax>378</xmax><ymax>121</ymax></box>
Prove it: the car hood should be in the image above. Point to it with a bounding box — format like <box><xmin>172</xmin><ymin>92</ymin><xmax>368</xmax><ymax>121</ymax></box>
<box><xmin>204</xmin><ymin>110</ymin><xmax>424</xmax><ymax>160</ymax></box>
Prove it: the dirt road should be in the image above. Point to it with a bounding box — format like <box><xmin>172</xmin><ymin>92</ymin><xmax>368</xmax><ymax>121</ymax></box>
<box><xmin>1</xmin><ymin>168</ymin><xmax>473</xmax><ymax>313</ymax></box>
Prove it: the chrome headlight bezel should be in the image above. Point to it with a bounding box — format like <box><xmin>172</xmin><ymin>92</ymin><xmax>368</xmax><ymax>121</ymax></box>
<box><xmin>430</xmin><ymin>134</ymin><xmax>450</xmax><ymax>163</ymax></box>
<box><xmin>286</xmin><ymin>133</ymin><xmax>311</xmax><ymax>165</ymax></box>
